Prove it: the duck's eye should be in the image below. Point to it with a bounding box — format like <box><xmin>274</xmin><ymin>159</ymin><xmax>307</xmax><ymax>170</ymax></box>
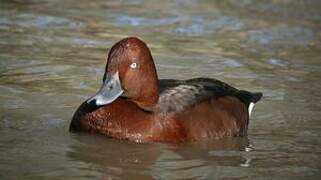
<box><xmin>130</xmin><ymin>62</ymin><xmax>137</xmax><ymax>69</ymax></box>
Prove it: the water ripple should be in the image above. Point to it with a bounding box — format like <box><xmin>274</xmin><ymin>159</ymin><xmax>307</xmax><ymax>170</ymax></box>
<box><xmin>248</xmin><ymin>26</ymin><xmax>315</xmax><ymax>46</ymax></box>
<box><xmin>113</xmin><ymin>14</ymin><xmax>243</xmax><ymax>35</ymax></box>
<box><xmin>0</xmin><ymin>13</ymin><xmax>82</xmax><ymax>29</ymax></box>
<box><xmin>176</xmin><ymin>16</ymin><xmax>243</xmax><ymax>35</ymax></box>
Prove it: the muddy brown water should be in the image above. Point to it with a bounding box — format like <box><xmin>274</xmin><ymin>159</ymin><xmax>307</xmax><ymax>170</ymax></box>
<box><xmin>1</xmin><ymin>0</ymin><xmax>321</xmax><ymax>179</ymax></box>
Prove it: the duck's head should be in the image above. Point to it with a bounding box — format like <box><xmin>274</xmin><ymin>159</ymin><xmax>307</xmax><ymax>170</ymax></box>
<box><xmin>87</xmin><ymin>37</ymin><xmax>159</xmax><ymax>110</ymax></box>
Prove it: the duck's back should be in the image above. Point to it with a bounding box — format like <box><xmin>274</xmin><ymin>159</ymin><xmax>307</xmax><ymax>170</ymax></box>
<box><xmin>157</xmin><ymin>78</ymin><xmax>262</xmax><ymax>140</ymax></box>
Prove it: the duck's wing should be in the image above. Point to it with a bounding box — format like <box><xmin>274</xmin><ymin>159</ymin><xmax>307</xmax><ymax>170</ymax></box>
<box><xmin>158</xmin><ymin>78</ymin><xmax>262</xmax><ymax>114</ymax></box>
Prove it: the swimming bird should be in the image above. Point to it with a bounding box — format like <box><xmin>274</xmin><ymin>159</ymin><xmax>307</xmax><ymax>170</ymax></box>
<box><xmin>70</xmin><ymin>37</ymin><xmax>262</xmax><ymax>143</ymax></box>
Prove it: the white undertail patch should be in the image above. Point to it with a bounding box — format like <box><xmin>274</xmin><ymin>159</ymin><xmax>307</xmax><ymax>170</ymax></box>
<box><xmin>248</xmin><ymin>102</ymin><xmax>255</xmax><ymax>117</ymax></box>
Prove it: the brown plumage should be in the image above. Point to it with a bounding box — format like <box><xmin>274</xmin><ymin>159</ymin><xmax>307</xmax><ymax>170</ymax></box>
<box><xmin>70</xmin><ymin>37</ymin><xmax>262</xmax><ymax>143</ymax></box>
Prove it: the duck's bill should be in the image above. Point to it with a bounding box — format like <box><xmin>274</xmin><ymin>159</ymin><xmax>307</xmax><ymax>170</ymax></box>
<box><xmin>87</xmin><ymin>71</ymin><xmax>124</xmax><ymax>106</ymax></box>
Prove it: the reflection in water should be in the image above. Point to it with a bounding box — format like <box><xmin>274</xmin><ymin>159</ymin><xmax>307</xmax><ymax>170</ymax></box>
<box><xmin>68</xmin><ymin>135</ymin><xmax>250</xmax><ymax>179</ymax></box>
<box><xmin>1</xmin><ymin>0</ymin><xmax>321</xmax><ymax>179</ymax></box>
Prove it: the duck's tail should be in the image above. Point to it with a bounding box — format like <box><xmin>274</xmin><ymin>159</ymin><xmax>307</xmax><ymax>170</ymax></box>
<box><xmin>235</xmin><ymin>91</ymin><xmax>263</xmax><ymax>117</ymax></box>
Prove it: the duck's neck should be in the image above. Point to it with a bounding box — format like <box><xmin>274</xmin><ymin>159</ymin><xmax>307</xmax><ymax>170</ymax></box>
<box><xmin>133</xmin><ymin>71</ymin><xmax>159</xmax><ymax>111</ymax></box>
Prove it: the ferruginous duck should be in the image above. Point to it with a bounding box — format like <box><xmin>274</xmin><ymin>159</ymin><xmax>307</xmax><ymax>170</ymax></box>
<box><xmin>69</xmin><ymin>37</ymin><xmax>262</xmax><ymax>143</ymax></box>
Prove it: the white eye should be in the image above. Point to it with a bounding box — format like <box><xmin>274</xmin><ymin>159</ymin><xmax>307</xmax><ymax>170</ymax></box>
<box><xmin>130</xmin><ymin>62</ymin><xmax>137</xmax><ymax>69</ymax></box>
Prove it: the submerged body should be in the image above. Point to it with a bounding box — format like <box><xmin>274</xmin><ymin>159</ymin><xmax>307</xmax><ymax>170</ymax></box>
<box><xmin>70</xmin><ymin>37</ymin><xmax>262</xmax><ymax>143</ymax></box>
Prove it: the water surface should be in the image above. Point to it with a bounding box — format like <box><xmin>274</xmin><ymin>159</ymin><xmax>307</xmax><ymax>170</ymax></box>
<box><xmin>1</xmin><ymin>0</ymin><xmax>321</xmax><ymax>179</ymax></box>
